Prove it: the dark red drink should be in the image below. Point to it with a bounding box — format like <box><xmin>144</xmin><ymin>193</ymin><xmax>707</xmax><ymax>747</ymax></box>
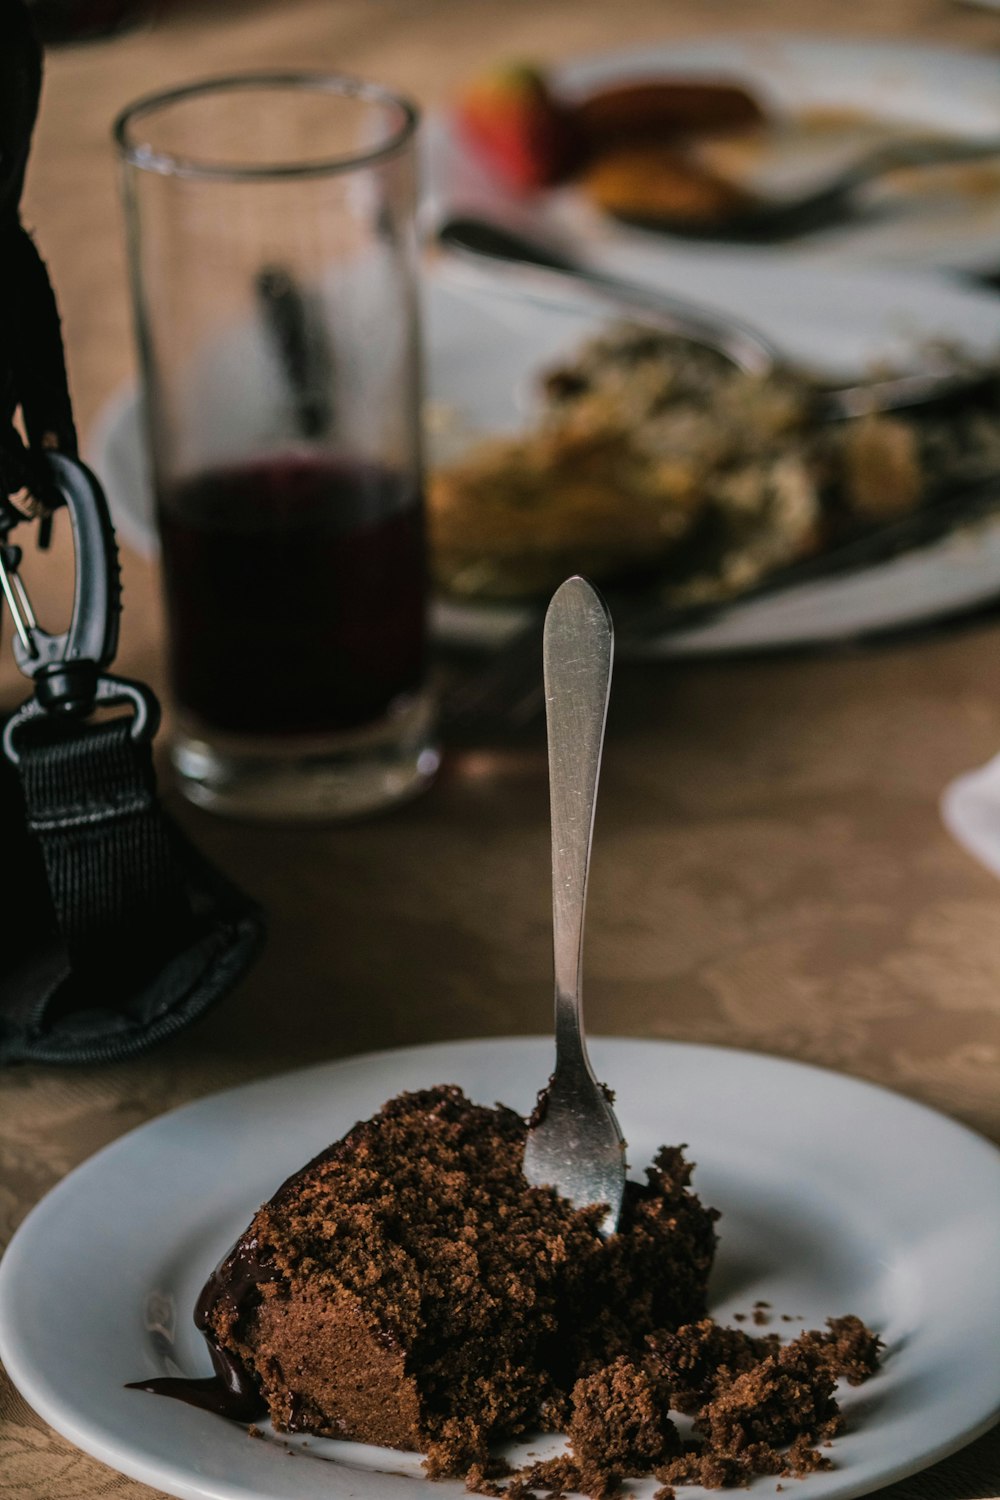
<box><xmin>157</xmin><ymin>454</ymin><xmax>428</xmax><ymax>738</ymax></box>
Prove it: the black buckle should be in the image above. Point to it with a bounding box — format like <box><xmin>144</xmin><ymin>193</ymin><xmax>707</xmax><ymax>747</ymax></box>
<box><xmin>3</xmin><ymin>673</ymin><xmax>159</xmax><ymax>765</ymax></box>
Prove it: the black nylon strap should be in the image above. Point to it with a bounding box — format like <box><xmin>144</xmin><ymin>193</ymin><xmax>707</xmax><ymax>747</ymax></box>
<box><xmin>16</xmin><ymin>715</ymin><xmax>189</xmax><ymax>980</ymax></box>
<box><xmin>0</xmin><ymin>706</ymin><xmax>265</xmax><ymax>1066</ymax></box>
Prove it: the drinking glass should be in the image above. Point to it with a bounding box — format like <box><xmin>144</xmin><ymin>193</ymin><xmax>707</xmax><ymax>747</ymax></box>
<box><xmin>115</xmin><ymin>73</ymin><xmax>439</xmax><ymax>819</ymax></box>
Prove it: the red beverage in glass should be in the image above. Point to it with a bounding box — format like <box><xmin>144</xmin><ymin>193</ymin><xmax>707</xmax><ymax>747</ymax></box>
<box><xmin>157</xmin><ymin>454</ymin><xmax>428</xmax><ymax>739</ymax></box>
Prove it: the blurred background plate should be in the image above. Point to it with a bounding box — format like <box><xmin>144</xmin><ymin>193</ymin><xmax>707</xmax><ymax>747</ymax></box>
<box><xmin>92</xmin><ymin>263</ymin><xmax>1000</xmax><ymax>656</ymax></box>
<box><xmin>424</xmin><ymin>35</ymin><xmax>1000</xmax><ymax>275</ymax></box>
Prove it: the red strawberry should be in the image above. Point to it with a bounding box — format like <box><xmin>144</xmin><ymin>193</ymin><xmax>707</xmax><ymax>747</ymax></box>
<box><xmin>456</xmin><ymin>63</ymin><xmax>578</xmax><ymax>193</ymax></box>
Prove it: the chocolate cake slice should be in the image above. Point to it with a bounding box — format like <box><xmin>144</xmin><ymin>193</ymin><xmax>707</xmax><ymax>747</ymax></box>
<box><xmin>132</xmin><ymin>1083</ymin><xmax>884</xmax><ymax>1494</ymax></box>
<box><xmin>185</xmin><ymin>1085</ymin><xmax>719</xmax><ymax>1476</ymax></box>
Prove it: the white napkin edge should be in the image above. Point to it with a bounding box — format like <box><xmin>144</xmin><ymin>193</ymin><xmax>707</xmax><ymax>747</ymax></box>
<box><xmin>941</xmin><ymin>752</ymin><xmax>1000</xmax><ymax>879</ymax></box>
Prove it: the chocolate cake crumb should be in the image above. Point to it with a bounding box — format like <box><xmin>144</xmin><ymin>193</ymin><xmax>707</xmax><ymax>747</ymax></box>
<box><xmin>688</xmin><ymin>1345</ymin><xmax>843</xmax><ymax>1484</ymax></box>
<box><xmin>569</xmin><ymin>1356</ymin><xmax>680</xmax><ymax>1479</ymax></box>
<box><xmin>698</xmin><ymin>1346</ymin><xmax>843</xmax><ymax>1449</ymax></box>
<box><xmin>538</xmin><ymin>1393</ymin><xmax>573</xmax><ymax>1433</ymax></box>
<box><xmin>793</xmin><ymin>1315</ymin><xmax>883</xmax><ymax>1386</ymax></box>
<box><xmin>517</xmin><ymin>1456</ymin><xmax>583</xmax><ymax>1497</ymax></box>
<box><xmin>754</xmin><ymin>1301</ymin><xmax>771</xmax><ymax>1309</ymax></box>
<box><xmin>247</xmin><ymin>1424</ymin><xmax>263</xmax><ymax>1439</ymax></box>
<box><xmin>468</xmin><ymin>1309</ymin><xmax>879</xmax><ymax>1499</ymax></box>
<box><xmin>786</xmin><ymin>1435</ymin><xmax>831</xmax><ymax>1476</ymax></box>
<box><xmin>466</xmin><ymin>1458</ymin><xmax>514</xmax><ymax>1494</ymax></box>
<box><xmin>646</xmin><ymin>1318</ymin><xmax>776</xmax><ymax>1413</ymax></box>
<box><xmin>656</xmin><ymin>1450</ymin><xmax>748</xmax><ymax>1489</ymax></box>
<box><xmin>752</xmin><ymin>1307</ymin><xmax>772</xmax><ymax>1326</ymax></box>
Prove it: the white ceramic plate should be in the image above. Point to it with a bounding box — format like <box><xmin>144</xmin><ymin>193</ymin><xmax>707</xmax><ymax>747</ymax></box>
<box><xmin>1</xmin><ymin>1038</ymin><xmax>998</xmax><ymax>1500</ymax></box>
<box><xmin>92</xmin><ymin>268</ymin><xmax>1000</xmax><ymax>655</ymax></box>
<box><xmin>424</xmin><ymin>35</ymin><xmax>1000</xmax><ymax>274</ymax></box>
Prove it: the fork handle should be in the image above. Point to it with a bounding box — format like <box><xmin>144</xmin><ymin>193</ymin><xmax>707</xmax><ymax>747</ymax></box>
<box><xmin>544</xmin><ymin>577</ymin><xmax>614</xmax><ymax>1064</ymax></box>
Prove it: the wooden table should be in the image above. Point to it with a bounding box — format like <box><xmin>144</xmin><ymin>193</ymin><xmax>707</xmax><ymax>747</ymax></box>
<box><xmin>2</xmin><ymin>2</ymin><xmax>999</xmax><ymax>1496</ymax></box>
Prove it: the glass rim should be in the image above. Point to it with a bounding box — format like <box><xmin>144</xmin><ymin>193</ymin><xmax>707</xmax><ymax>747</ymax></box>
<box><xmin>113</xmin><ymin>70</ymin><xmax>419</xmax><ymax>181</ymax></box>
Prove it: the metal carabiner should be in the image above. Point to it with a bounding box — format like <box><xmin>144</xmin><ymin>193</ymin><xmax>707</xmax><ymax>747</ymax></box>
<box><xmin>1</xmin><ymin>450</ymin><xmax>158</xmax><ymax>764</ymax></box>
<box><xmin>3</xmin><ymin>450</ymin><xmax>121</xmax><ymax>708</ymax></box>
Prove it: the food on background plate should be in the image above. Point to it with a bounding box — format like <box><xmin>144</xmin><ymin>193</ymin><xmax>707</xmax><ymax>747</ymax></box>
<box><xmin>453</xmin><ymin>61</ymin><xmax>1000</xmax><ymax>234</ymax></box>
<box><xmin>456</xmin><ymin>64</ymin><xmax>580</xmax><ymax>191</ymax></box>
<box><xmin>131</xmin><ymin>1085</ymin><xmax>881</xmax><ymax>1496</ymax></box>
<box><xmin>428</xmin><ymin>324</ymin><xmax>1000</xmax><ymax>604</ymax></box>
<box><xmin>454</xmin><ymin>62</ymin><xmax>771</xmax><ymax>226</ymax></box>
<box><xmin>573</xmin><ymin>79</ymin><xmax>767</xmax><ymax>145</ymax></box>
<box><xmin>581</xmin><ymin>144</ymin><xmax>758</xmax><ymax>231</ymax></box>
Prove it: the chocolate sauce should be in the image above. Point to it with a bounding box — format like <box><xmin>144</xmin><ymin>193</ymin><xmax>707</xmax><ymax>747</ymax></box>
<box><xmin>126</xmin><ymin>1343</ymin><xmax>266</xmax><ymax>1421</ymax></box>
<box><xmin>126</xmin><ymin>1239</ymin><xmax>280</xmax><ymax>1421</ymax></box>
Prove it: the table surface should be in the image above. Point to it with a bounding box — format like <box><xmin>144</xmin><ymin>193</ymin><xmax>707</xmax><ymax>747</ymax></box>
<box><xmin>2</xmin><ymin>2</ymin><xmax>1000</xmax><ymax>1497</ymax></box>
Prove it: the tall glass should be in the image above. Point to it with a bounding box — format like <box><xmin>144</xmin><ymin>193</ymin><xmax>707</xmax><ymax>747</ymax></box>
<box><xmin>115</xmin><ymin>74</ymin><xmax>438</xmax><ymax>820</ymax></box>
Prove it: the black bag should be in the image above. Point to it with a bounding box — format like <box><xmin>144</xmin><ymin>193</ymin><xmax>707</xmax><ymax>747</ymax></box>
<box><xmin>0</xmin><ymin>1</ymin><xmax>264</xmax><ymax>1064</ymax></box>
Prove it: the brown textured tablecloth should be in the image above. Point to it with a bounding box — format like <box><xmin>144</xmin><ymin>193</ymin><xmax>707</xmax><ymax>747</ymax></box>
<box><xmin>2</xmin><ymin>1</ymin><xmax>999</xmax><ymax>1496</ymax></box>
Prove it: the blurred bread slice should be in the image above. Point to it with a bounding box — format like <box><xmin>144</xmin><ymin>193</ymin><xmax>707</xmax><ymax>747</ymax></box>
<box><xmin>581</xmin><ymin>143</ymin><xmax>756</xmax><ymax>228</ymax></box>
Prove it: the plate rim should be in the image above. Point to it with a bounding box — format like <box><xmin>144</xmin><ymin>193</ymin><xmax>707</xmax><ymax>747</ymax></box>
<box><xmin>550</xmin><ymin>31</ymin><xmax>1000</xmax><ymax>89</ymax></box>
<box><xmin>3</xmin><ymin>1036</ymin><xmax>998</xmax><ymax>1500</ymax></box>
<box><xmin>513</xmin><ymin>31</ymin><xmax>1000</xmax><ymax>273</ymax></box>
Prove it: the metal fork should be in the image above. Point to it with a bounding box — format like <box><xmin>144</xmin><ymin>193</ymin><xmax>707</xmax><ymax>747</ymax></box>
<box><xmin>522</xmin><ymin>577</ymin><xmax>627</xmax><ymax>1236</ymax></box>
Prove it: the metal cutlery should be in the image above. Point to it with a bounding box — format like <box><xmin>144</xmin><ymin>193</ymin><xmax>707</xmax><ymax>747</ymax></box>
<box><xmin>522</xmin><ymin>576</ymin><xmax>627</xmax><ymax>1235</ymax></box>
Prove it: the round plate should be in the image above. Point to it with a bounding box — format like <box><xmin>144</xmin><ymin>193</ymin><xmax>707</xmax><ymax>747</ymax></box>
<box><xmin>91</xmin><ymin>268</ymin><xmax>1000</xmax><ymax>654</ymax></box>
<box><xmin>425</xmin><ymin>35</ymin><xmax>1000</xmax><ymax>273</ymax></box>
<box><xmin>1</xmin><ymin>1038</ymin><xmax>998</xmax><ymax>1500</ymax></box>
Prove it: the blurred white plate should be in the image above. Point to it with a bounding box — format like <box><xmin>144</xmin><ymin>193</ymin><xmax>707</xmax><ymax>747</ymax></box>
<box><xmin>1</xmin><ymin>1038</ymin><xmax>998</xmax><ymax>1500</ymax></box>
<box><xmin>424</xmin><ymin>35</ymin><xmax>1000</xmax><ymax>274</ymax></box>
<box><xmin>92</xmin><ymin>267</ymin><xmax>1000</xmax><ymax>655</ymax></box>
